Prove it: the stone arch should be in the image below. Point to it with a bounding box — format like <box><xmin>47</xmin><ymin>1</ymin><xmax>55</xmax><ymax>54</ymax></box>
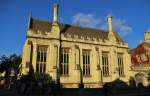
<box><xmin>134</xmin><ymin>72</ymin><xmax>148</xmax><ymax>87</ymax></box>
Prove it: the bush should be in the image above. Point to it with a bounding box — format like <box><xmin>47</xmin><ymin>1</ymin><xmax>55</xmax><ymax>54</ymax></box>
<box><xmin>18</xmin><ymin>72</ymin><xmax>52</xmax><ymax>94</ymax></box>
<box><xmin>20</xmin><ymin>72</ymin><xmax>52</xmax><ymax>84</ymax></box>
<box><xmin>33</xmin><ymin>72</ymin><xmax>52</xmax><ymax>85</ymax></box>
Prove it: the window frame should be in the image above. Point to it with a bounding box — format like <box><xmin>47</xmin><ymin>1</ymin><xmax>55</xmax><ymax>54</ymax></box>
<box><xmin>82</xmin><ymin>49</ymin><xmax>91</xmax><ymax>76</ymax></box>
<box><xmin>102</xmin><ymin>52</ymin><xmax>109</xmax><ymax>77</ymax></box>
<box><xmin>60</xmin><ymin>48</ymin><xmax>70</xmax><ymax>76</ymax></box>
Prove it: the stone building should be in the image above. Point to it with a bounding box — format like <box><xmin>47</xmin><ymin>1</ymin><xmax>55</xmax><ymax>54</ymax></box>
<box><xmin>130</xmin><ymin>32</ymin><xmax>150</xmax><ymax>86</ymax></box>
<box><xmin>21</xmin><ymin>4</ymin><xmax>131</xmax><ymax>88</ymax></box>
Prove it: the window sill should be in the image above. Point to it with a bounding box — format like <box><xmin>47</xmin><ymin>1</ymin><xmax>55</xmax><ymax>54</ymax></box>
<box><xmin>119</xmin><ymin>75</ymin><xmax>125</xmax><ymax>77</ymax></box>
<box><xmin>60</xmin><ymin>75</ymin><xmax>69</xmax><ymax>77</ymax></box>
<box><xmin>103</xmin><ymin>76</ymin><xmax>110</xmax><ymax>77</ymax></box>
<box><xmin>83</xmin><ymin>75</ymin><xmax>92</xmax><ymax>77</ymax></box>
<box><xmin>96</xmin><ymin>68</ymin><xmax>101</xmax><ymax>70</ymax></box>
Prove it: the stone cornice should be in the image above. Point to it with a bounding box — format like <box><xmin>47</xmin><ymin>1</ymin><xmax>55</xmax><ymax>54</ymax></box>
<box><xmin>27</xmin><ymin>35</ymin><xmax>128</xmax><ymax>49</ymax></box>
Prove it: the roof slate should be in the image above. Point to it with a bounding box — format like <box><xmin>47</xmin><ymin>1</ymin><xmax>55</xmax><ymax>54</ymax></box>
<box><xmin>129</xmin><ymin>41</ymin><xmax>150</xmax><ymax>54</ymax></box>
<box><xmin>29</xmin><ymin>17</ymin><xmax>124</xmax><ymax>41</ymax></box>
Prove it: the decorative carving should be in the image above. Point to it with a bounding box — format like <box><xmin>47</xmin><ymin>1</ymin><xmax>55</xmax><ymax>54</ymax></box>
<box><xmin>102</xmin><ymin>39</ymin><xmax>105</xmax><ymax>43</ymax></box>
<box><xmin>97</xmin><ymin>65</ymin><xmax>101</xmax><ymax>70</ymax></box>
<box><xmin>95</xmin><ymin>47</ymin><xmax>99</xmax><ymax>51</ymax></box>
<box><xmin>53</xmin><ymin>66</ymin><xmax>57</xmax><ymax>69</ymax></box>
<box><xmin>66</xmin><ymin>34</ymin><xmax>71</xmax><ymax>38</ymax></box>
<box><xmin>74</xmin><ymin>35</ymin><xmax>78</xmax><ymax>39</ymax></box>
<box><xmin>75</xmin><ymin>45</ymin><xmax>79</xmax><ymax>49</ymax></box>
<box><xmin>37</xmin><ymin>30</ymin><xmax>40</xmax><ymax>34</ymax></box>
<box><xmin>27</xmin><ymin>40</ymin><xmax>32</xmax><ymax>45</ymax></box>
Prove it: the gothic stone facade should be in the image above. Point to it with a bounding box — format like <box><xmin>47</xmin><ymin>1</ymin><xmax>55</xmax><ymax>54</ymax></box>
<box><xmin>21</xmin><ymin>4</ymin><xmax>131</xmax><ymax>88</ymax></box>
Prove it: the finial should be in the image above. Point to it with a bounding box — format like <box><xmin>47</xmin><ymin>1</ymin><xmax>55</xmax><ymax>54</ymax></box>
<box><xmin>53</xmin><ymin>3</ymin><xmax>59</xmax><ymax>23</ymax></box>
<box><xmin>107</xmin><ymin>15</ymin><xmax>113</xmax><ymax>32</ymax></box>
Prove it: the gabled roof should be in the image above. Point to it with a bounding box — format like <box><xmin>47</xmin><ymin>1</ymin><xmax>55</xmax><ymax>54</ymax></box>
<box><xmin>29</xmin><ymin>17</ymin><xmax>52</xmax><ymax>32</ymax></box>
<box><xmin>130</xmin><ymin>42</ymin><xmax>150</xmax><ymax>54</ymax></box>
<box><xmin>28</xmin><ymin>17</ymin><xmax>124</xmax><ymax>42</ymax></box>
<box><xmin>60</xmin><ymin>24</ymin><xmax>108</xmax><ymax>40</ymax></box>
<box><xmin>142</xmin><ymin>42</ymin><xmax>150</xmax><ymax>47</ymax></box>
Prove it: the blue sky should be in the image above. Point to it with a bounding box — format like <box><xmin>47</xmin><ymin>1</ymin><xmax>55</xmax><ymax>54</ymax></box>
<box><xmin>0</xmin><ymin>0</ymin><xmax>150</xmax><ymax>55</ymax></box>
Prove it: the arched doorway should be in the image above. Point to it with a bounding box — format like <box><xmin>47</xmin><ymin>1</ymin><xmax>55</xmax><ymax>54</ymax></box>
<box><xmin>135</xmin><ymin>73</ymin><xmax>148</xmax><ymax>87</ymax></box>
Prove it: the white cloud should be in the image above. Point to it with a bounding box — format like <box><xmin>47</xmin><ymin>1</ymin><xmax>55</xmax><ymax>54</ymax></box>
<box><xmin>72</xmin><ymin>13</ymin><xmax>102</xmax><ymax>28</ymax></box>
<box><xmin>146</xmin><ymin>28</ymin><xmax>150</xmax><ymax>32</ymax></box>
<box><xmin>113</xmin><ymin>18</ymin><xmax>132</xmax><ymax>36</ymax></box>
<box><xmin>100</xmin><ymin>17</ymin><xmax>132</xmax><ymax>36</ymax></box>
<box><xmin>72</xmin><ymin>13</ymin><xmax>132</xmax><ymax>36</ymax></box>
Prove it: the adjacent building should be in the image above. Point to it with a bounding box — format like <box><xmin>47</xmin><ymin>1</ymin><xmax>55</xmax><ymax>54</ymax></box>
<box><xmin>130</xmin><ymin>32</ymin><xmax>150</xmax><ymax>86</ymax></box>
<box><xmin>21</xmin><ymin>4</ymin><xmax>131</xmax><ymax>88</ymax></box>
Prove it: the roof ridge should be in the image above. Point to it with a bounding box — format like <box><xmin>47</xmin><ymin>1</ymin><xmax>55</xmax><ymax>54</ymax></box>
<box><xmin>31</xmin><ymin>17</ymin><xmax>51</xmax><ymax>23</ymax></box>
<box><xmin>69</xmin><ymin>24</ymin><xmax>108</xmax><ymax>33</ymax></box>
<box><xmin>29</xmin><ymin>17</ymin><xmax>125</xmax><ymax>42</ymax></box>
<box><xmin>31</xmin><ymin>17</ymin><xmax>108</xmax><ymax>32</ymax></box>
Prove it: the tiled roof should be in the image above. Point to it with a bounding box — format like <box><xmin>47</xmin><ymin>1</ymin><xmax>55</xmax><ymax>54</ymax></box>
<box><xmin>29</xmin><ymin>18</ymin><xmax>52</xmax><ymax>32</ymax></box>
<box><xmin>129</xmin><ymin>42</ymin><xmax>150</xmax><ymax>54</ymax></box>
<box><xmin>29</xmin><ymin>17</ymin><xmax>124</xmax><ymax>41</ymax></box>
<box><xmin>60</xmin><ymin>24</ymin><xmax>108</xmax><ymax>39</ymax></box>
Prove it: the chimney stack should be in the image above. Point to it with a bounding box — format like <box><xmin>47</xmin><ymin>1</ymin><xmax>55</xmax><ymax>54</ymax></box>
<box><xmin>53</xmin><ymin>3</ymin><xmax>59</xmax><ymax>23</ymax></box>
<box><xmin>107</xmin><ymin>15</ymin><xmax>113</xmax><ymax>32</ymax></box>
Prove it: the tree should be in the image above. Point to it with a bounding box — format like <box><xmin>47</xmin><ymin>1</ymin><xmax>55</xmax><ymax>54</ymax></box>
<box><xmin>0</xmin><ymin>54</ymin><xmax>22</xmax><ymax>75</ymax></box>
<box><xmin>20</xmin><ymin>72</ymin><xmax>52</xmax><ymax>84</ymax></box>
<box><xmin>0</xmin><ymin>55</ymin><xmax>10</xmax><ymax>73</ymax></box>
<box><xmin>0</xmin><ymin>54</ymin><xmax>22</xmax><ymax>88</ymax></box>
